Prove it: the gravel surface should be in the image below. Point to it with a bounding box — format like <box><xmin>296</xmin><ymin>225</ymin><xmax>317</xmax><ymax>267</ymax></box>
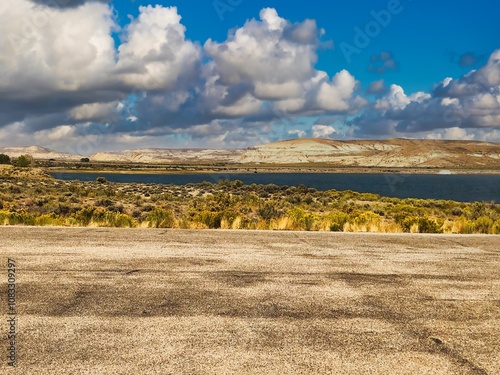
<box><xmin>0</xmin><ymin>227</ymin><xmax>498</xmax><ymax>374</ymax></box>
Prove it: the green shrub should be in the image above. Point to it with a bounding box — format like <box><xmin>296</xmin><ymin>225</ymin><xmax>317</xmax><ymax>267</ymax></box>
<box><xmin>146</xmin><ymin>208</ymin><xmax>175</xmax><ymax>228</ymax></box>
<box><xmin>258</xmin><ymin>202</ymin><xmax>278</xmax><ymax>222</ymax></box>
<box><xmin>460</xmin><ymin>219</ymin><xmax>476</xmax><ymax>234</ymax></box>
<box><xmin>73</xmin><ymin>207</ymin><xmax>95</xmax><ymax>226</ymax></box>
<box><xmin>474</xmin><ymin>216</ymin><xmax>493</xmax><ymax>234</ymax></box>
<box><xmin>284</xmin><ymin>207</ymin><xmax>317</xmax><ymax>230</ymax></box>
<box><xmin>401</xmin><ymin>216</ymin><xmax>418</xmax><ymax>232</ymax></box>
<box><xmin>402</xmin><ymin>216</ymin><xmax>441</xmax><ymax>233</ymax></box>
<box><xmin>329</xmin><ymin>211</ymin><xmax>349</xmax><ymax>231</ymax></box>
<box><xmin>0</xmin><ymin>153</ymin><xmax>10</xmax><ymax>164</ymax></box>
<box><xmin>354</xmin><ymin>211</ymin><xmax>381</xmax><ymax>226</ymax></box>
<box><xmin>35</xmin><ymin>213</ymin><xmax>66</xmax><ymax>226</ymax></box>
<box><xmin>468</xmin><ymin>202</ymin><xmax>487</xmax><ymax>220</ymax></box>
<box><xmin>195</xmin><ymin>210</ymin><xmax>223</xmax><ymax>229</ymax></box>
<box><xmin>1</xmin><ymin>211</ymin><xmax>36</xmax><ymax>225</ymax></box>
<box><xmin>492</xmin><ymin>219</ymin><xmax>500</xmax><ymax>234</ymax></box>
<box><xmin>17</xmin><ymin>155</ymin><xmax>32</xmax><ymax>168</ymax></box>
<box><xmin>417</xmin><ymin>218</ymin><xmax>442</xmax><ymax>233</ymax></box>
<box><xmin>108</xmin><ymin>213</ymin><xmax>136</xmax><ymax>228</ymax></box>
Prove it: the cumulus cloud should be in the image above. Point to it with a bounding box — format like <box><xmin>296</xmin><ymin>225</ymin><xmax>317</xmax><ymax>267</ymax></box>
<box><xmin>1</xmin><ymin>2</ymin><xmax>497</xmax><ymax>150</ymax></box>
<box><xmin>0</xmin><ymin>4</ymin><xmax>364</xmax><ymax>150</ymax></box>
<box><xmin>424</xmin><ymin>127</ymin><xmax>476</xmax><ymax>140</ymax></box>
<box><xmin>204</xmin><ymin>8</ymin><xmax>363</xmax><ymax>115</ymax></box>
<box><xmin>0</xmin><ymin>1</ymin><xmax>200</xmax><ymax>131</ymax></box>
<box><xmin>1</xmin><ymin>4</ymin><xmax>364</xmax><ymax>150</ymax></box>
<box><xmin>128</xmin><ymin>7</ymin><xmax>364</xmax><ymax>142</ymax></box>
<box><xmin>316</xmin><ymin>70</ymin><xmax>358</xmax><ymax>111</ymax></box>
<box><xmin>205</xmin><ymin>8</ymin><xmax>318</xmax><ymax>92</ymax></box>
<box><xmin>116</xmin><ymin>5</ymin><xmax>201</xmax><ymax>91</ymax></box>
<box><xmin>0</xmin><ymin>0</ymin><xmax>116</xmax><ymax>125</ymax></box>
<box><xmin>312</xmin><ymin>125</ymin><xmax>336</xmax><ymax>138</ymax></box>
<box><xmin>29</xmin><ymin>0</ymin><xmax>111</xmax><ymax>8</ymax></box>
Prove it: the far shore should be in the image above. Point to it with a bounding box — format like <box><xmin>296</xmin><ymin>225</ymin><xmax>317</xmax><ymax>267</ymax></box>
<box><xmin>47</xmin><ymin>166</ymin><xmax>500</xmax><ymax>175</ymax></box>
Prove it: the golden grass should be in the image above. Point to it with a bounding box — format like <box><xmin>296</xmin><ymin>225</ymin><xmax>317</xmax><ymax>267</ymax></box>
<box><xmin>1</xmin><ymin>168</ymin><xmax>499</xmax><ymax>233</ymax></box>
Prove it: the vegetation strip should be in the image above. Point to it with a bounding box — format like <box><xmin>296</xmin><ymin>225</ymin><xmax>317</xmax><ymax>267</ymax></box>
<box><xmin>0</xmin><ymin>165</ymin><xmax>498</xmax><ymax>233</ymax></box>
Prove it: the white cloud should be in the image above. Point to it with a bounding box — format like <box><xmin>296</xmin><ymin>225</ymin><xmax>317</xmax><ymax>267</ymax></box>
<box><xmin>0</xmin><ymin>4</ymin><xmax>364</xmax><ymax>149</ymax></box>
<box><xmin>375</xmin><ymin>85</ymin><xmax>410</xmax><ymax>110</ymax></box>
<box><xmin>312</xmin><ymin>125</ymin><xmax>336</xmax><ymax>138</ymax></box>
<box><xmin>0</xmin><ymin>1</ymin><xmax>200</xmax><ymax>129</ymax></box>
<box><xmin>69</xmin><ymin>102</ymin><xmax>120</xmax><ymax>122</ymax></box>
<box><xmin>204</xmin><ymin>7</ymin><xmax>362</xmax><ymax>117</ymax></box>
<box><xmin>288</xmin><ymin>129</ymin><xmax>306</xmax><ymax>138</ymax></box>
<box><xmin>0</xmin><ymin>0</ymin><xmax>116</xmax><ymax>95</ymax></box>
<box><xmin>477</xmin><ymin>49</ymin><xmax>500</xmax><ymax>86</ymax></box>
<box><xmin>351</xmin><ymin>50</ymin><xmax>500</xmax><ymax>139</ymax></box>
<box><xmin>116</xmin><ymin>5</ymin><xmax>201</xmax><ymax>91</ymax></box>
<box><xmin>425</xmin><ymin>127</ymin><xmax>475</xmax><ymax>140</ymax></box>
<box><xmin>316</xmin><ymin>70</ymin><xmax>357</xmax><ymax>111</ymax></box>
<box><xmin>3</xmin><ymin>3</ymin><xmax>497</xmax><ymax>150</ymax></box>
<box><xmin>204</xmin><ymin>8</ymin><xmax>318</xmax><ymax>95</ymax></box>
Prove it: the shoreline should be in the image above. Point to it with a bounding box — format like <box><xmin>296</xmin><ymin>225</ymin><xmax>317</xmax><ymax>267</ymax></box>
<box><xmin>47</xmin><ymin>167</ymin><xmax>500</xmax><ymax>175</ymax></box>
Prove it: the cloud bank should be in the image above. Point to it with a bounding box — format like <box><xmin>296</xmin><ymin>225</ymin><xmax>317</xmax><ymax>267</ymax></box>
<box><xmin>0</xmin><ymin>1</ymin><xmax>499</xmax><ymax>152</ymax></box>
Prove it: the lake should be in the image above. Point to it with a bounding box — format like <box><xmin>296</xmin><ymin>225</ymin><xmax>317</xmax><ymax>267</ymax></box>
<box><xmin>50</xmin><ymin>172</ymin><xmax>500</xmax><ymax>202</ymax></box>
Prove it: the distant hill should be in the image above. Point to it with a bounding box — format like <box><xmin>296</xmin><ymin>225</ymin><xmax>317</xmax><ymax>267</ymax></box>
<box><xmin>240</xmin><ymin>138</ymin><xmax>500</xmax><ymax>168</ymax></box>
<box><xmin>0</xmin><ymin>145</ymin><xmax>78</xmax><ymax>161</ymax></box>
<box><xmin>1</xmin><ymin>138</ymin><xmax>499</xmax><ymax>169</ymax></box>
<box><xmin>91</xmin><ymin>148</ymin><xmax>244</xmax><ymax>164</ymax></box>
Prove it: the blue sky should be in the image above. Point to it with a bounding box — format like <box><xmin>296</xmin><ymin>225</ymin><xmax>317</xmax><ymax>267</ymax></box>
<box><xmin>0</xmin><ymin>0</ymin><xmax>499</xmax><ymax>152</ymax></box>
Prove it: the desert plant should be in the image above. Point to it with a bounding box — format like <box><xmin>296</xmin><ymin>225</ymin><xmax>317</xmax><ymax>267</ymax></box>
<box><xmin>258</xmin><ymin>202</ymin><xmax>278</xmax><ymax>222</ymax></box>
<box><xmin>16</xmin><ymin>154</ymin><xmax>33</xmax><ymax>168</ymax></box>
<box><xmin>492</xmin><ymin>219</ymin><xmax>500</xmax><ymax>234</ymax></box>
<box><xmin>146</xmin><ymin>208</ymin><xmax>175</xmax><ymax>228</ymax></box>
<box><xmin>402</xmin><ymin>216</ymin><xmax>441</xmax><ymax>233</ymax></box>
<box><xmin>417</xmin><ymin>218</ymin><xmax>442</xmax><ymax>233</ymax></box>
<box><xmin>474</xmin><ymin>216</ymin><xmax>493</xmax><ymax>234</ymax></box>
<box><xmin>0</xmin><ymin>153</ymin><xmax>10</xmax><ymax>164</ymax></box>
<box><xmin>195</xmin><ymin>210</ymin><xmax>223</xmax><ymax>229</ymax></box>
<box><xmin>328</xmin><ymin>211</ymin><xmax>350</xmax><ymax>231</ymax></box>
<box><xmin>352</xmin><ymin>211</ymin><xmax>382</xmax><ymax>232</ymax></box>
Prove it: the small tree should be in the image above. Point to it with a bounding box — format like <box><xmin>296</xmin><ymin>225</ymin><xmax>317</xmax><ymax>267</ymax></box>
<box><xmin>80</xmin><ymin>157</ymin><xmax>90</xmax><ymax>163</ymax></box>
<box><xmin>17</xmin><ymin>154</ymin><xmax>33</xmax><ymax>168</ymax></box>
<box><xmin>0</xmin><ymin>153</ymin><xmax>10</xmax><ymax>164</ymax></box>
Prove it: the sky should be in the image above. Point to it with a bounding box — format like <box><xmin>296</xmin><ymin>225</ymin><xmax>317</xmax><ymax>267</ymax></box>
<box><xmin>0</xmin><ymin>0</ymin><xmax>499</xmax><ymax>154</ymax></box>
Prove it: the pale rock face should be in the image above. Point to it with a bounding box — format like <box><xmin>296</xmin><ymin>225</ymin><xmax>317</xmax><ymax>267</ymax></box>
<box><xmin>1</xmin><ymin>138</ymin><xmax>499</xmax><ymax>168</ymax></box>
<box><xmin>0</xmin><ymin>145</ymin><xmax>78</xmax><ymax>160</ymax></box>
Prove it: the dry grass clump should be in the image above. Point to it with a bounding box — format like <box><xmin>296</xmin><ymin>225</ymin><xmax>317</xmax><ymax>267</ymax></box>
<box><xmin>0</xmin><ymin>170</ymin><xmax>498</xmax><ymax>233</ymax></box>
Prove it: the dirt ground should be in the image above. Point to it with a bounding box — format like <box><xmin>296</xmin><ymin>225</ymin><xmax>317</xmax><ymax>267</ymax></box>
<box><xmin>0</xmin><ymin>227</ymin><xmax>498</xmax><ymax>374</ymax></box>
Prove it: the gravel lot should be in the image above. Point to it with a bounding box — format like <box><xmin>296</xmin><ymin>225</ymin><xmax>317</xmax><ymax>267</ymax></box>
<box><xmin>0</xmin><ymin>227</ymin><xmax>498</xmax><ymax>374</ymax></box>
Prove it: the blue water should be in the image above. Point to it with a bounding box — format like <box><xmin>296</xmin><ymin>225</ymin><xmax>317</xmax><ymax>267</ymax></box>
<box><xmin>50</xmin><ymin>172</ymin><xmax>500</xmax><ymax>202</ymax></box>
